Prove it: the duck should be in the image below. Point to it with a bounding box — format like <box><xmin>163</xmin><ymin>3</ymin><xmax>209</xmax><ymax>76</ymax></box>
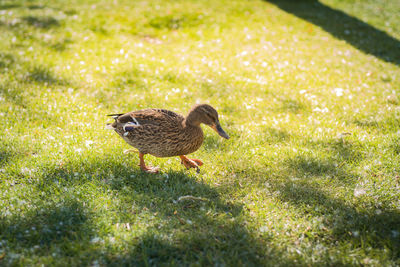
<box><xmin>106</xmin><ymin>104</ymin><xmax>229</xmax><ymax>173</ymax></box>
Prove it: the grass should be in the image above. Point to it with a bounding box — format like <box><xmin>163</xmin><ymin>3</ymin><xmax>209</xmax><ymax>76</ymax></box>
<box><xmin>0</xmin><ymin>0</ymin><xmax>399</xmax><ymax>265</ymax></box>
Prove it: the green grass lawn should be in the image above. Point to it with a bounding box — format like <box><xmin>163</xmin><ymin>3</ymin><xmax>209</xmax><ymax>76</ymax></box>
<box><xmin>1</xmin><ymin>0</ymin><xmax>400</xmax><ymax>265</ymax></box>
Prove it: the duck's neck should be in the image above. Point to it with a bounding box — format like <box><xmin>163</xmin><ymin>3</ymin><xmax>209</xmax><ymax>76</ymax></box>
<box><xmin>183</xmin><ymin>110</ymin><xmax>201</xmax><ymax>128</ymax></box>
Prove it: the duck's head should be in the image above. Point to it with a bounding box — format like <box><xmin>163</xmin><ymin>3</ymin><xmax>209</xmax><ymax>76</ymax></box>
<box><xmin>185</xmin><ymin>104</ymin><xmax>230</xmax><ymax>139</ymax></box>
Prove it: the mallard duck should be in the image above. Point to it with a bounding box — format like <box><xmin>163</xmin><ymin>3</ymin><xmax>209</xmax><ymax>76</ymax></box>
<box><xmin>107</xmin><ymin>104</ymin><xmax>229</xmax><ymax>173</ymax></box>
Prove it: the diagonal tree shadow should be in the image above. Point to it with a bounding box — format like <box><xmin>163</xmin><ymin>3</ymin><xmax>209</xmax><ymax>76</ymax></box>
<box><xmin>265</xmin><ymin>0</ymin><xmax>400</xmax><ymax>66</ymax></box>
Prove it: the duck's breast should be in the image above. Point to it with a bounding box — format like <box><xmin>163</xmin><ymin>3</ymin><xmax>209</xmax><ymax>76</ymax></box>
<box><xmin>149</xmin><ymin>126</ymin><xmax>204</xmax><ymax>157</ymax></box>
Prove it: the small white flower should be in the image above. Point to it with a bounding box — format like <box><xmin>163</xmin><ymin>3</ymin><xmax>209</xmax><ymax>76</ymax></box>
<box><xmin>333</xmin><ymin>88</ymin><xmax>344</xmax><ymax>97</ymax></box>
<box><xmin>90</xmin><ymin>237</ymin><xmax>102</xmax><ymax>244</ymax></box>
<box><xmin>85</xmin><ymin>140</ymin><xmax>94</xmax><ymax>147</ymax></box>
<box><xmin>354</xmin><ymin>188</ymin><xmax>366</xmax><ymax>197</ymax></box>
<box><xmin>7</xmin><ymin>252</ymin><xmax>21</xmax><ymax>259</ymax></box>
<box><xmin>21</xmin><ymin>167</ymin><xmax>32</xmax><ymax>174</ymax></box>
<box><xmin>337</xmin><ymin>132</ymin><xmax>351</xmax><ymax>139</ymax></box>
<box><xmin>392</xmin><ymin>230</ymin><xmax>399</xmax><ymax>238</ymax></box>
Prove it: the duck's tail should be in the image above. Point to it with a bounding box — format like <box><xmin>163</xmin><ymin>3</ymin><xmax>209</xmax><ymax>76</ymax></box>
<box><xmin>106</xmin><ymin>113</ymin><xmax>123</xmax><ymax>130</ymax></box>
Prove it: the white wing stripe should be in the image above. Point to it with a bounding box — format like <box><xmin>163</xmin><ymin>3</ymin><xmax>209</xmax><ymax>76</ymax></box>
<box><xmin>132</xmin><ymin>117</ymin><xmax>140</xmax><ymax>125</ymax></box>
<box><xmin>123</xmin><ymin>119</ymin><xmax>140</xmax><ymax>131</ymax></box>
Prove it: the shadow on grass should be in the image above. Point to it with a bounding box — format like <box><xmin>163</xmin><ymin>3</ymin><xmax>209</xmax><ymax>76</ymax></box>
<box><xmin>277</xmin><ymin>98</ymin><xmax>307</xmax><ymax>114</ymax></box>
<box><xmin>265</xmin><ymin>0</ymin><xmax>400</xmax><ymax>66</ymax></box>
<box><xmin>25</xmin><ymin>65</ymin><xmax>68</xmax><ymax>85</ymax></box>
<box><xmin>49</xmin><ymin>38</ymin><xmax>73</xmax><ymax>52</ymax></box>
<box><xmin>247</xmin><ymin>145</ymin><xmax>398</xmax><ymax>261</ymax></box>
<box><xmin>303</xmin><ymin>138</ymin><xmax>364</xmax><ymax>169</ymax></box>
<box><xmin>0</xmin><ymin>148</ymin><xmax>13</xmax><ymax>167</ymax></box>
<box><xmin>88</xmin><ymin>164</ymin><xmax>268</xmax><ymax>265</ymax></box>
<box><xmin>27</xmin><ymin>4</ymin><xmax>45</xmax><ymax>10</ymax></box>
<box><xmin>0</xmin><ymin>199</ymin><xmax>94</xmax><ymax>249</ymax></box>
<box><xmin>264</xmin><ymin>127</ymin><xmax>291</xmax><ymax>143</ymax></box>
<box><xmin>0</xmin><ymin>3</ymin><xmax>71</xmax><ymax>109</ymax></box>
<box><xmin>22</xmin><ymin>15</ymin><xmax>60</xmax><ymax>29</ymax></box>
<box><xmin>0</xmin><ymin>3</ymin><xmax>20</xmax><ymax>10</ymax></box>
<box><xmin>0</xmin><ymin>52</ymin><xmax>15</xmax><ymax>70</ymax></box>
<box><xmin>0</xmin><ymin>139</ymin><xmax>31</xmax><ymax>168</ymax></box>
<box><xmin>283</xmin><ymin>139</ymin><xmax>363</xmax><ymax>187</ymax></box>
<box><xmin>1</xmin><ymin>157</ymin><xmax>293</xmax><ymax>265</ymax></box>
<box><xmin>147</xmin><ymin>13</ymin><xmax>205</xmax><ymax>31</ymax></box>
<box><xmin>0</xmin><ymin>63</ymin><xmax>69</xmax><ymax>113</ymax></box>
<box><xmin>353</xmin><ymin>116</ymin><xmax>400</xmax><ymax>133</ymax></box>
<box><xmin>270</xmin><ymin>180</ymin><xmax>400</xmax><ymax>259</ymax></box>
<box><xmin>287</xmin><ymin>155</ymin><xmax>345</xmax><ymax>177</ymax></box>
<box><xmin>231</xmin><ymin>132</ymin><xmax>399</xmax><ymax>262</ymax></box>
<box><xmin>0</xmin><ymin>2</ymin><xmax>73</xmax><ymax>51</ymax></box>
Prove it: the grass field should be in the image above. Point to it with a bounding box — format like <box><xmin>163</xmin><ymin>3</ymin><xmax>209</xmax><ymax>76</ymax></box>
<box><xmin>1</xmin><ymin>0</ymin><xmax>399</xmax><ymax>265</ymax></box>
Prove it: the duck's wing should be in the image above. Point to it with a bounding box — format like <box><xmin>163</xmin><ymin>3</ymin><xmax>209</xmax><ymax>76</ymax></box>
<box><xmin>130</xmin><ymin>109</ymin><xmax>183</xmax><ymax>125</ymax></box>
<box><xmin>108</xmin><ymin>109</ymin><xmax>184</xmax><ymax>131</ymax></box>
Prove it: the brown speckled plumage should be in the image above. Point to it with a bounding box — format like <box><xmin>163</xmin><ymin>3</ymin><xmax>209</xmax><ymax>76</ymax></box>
<box><xmin>107</xmin><ymin>104</ymin><xmax>229</xmax><ymax>173</ymax></box>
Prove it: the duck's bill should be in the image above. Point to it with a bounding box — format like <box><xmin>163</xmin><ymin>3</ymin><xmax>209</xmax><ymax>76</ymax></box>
<box><xmin>214</xmin><ymin>122</ymin><xmax>230</xmax><ymax>139</ymax></box>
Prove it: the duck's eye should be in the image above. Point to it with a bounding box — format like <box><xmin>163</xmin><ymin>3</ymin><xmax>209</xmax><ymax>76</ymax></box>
<box><xmin>204</xmin><ymin>113</ymin><xmax>215</xmax><ymax>122</ymax></box>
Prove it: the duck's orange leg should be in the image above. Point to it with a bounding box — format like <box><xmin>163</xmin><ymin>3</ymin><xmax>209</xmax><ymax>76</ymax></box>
<box><xmin>139</xmin><ymin>152</ymin><xmax>159</xmax><ymax>174</ymax></box>
<box><xmin>179</xmin><ymin>155</ymin><xmax>203</xmax><ymax>173</ymax></box>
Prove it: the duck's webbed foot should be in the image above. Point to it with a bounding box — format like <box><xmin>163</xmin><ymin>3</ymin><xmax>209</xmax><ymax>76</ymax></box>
<box><xmin>139</xmin><ymin>153</ymin><xmax>159</xmax><ymax>174</ymax></box>
<box><xmin>179</xmin><ymin>155</ymin><xmax>203</xmax><ymax>173</ymax></box>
